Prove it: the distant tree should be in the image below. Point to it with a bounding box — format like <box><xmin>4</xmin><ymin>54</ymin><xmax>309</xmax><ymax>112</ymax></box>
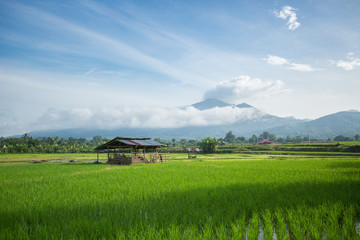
<box><xmin>217</xmin><ymin>138</ymin><xmax>225</xmax><ymax>146</ymax></box>
<box><xmin>92</xmin><ymin>136</ymin><xmax>103</xmax><ymax>144</ymax></box>
<box><xmin>224</xmin><ymin>131</ymin><xmax>236</xmax><ymax>143</ymax></box>
<box><xmin>180</xmin><ymin>139</ymin><xmax>188</xmax><ymax>147</ymax></box>
<box><xmin>154</xmin><ymin>138</ymin><xmax>170</xmax><ymax>146</ymax></box>
<box><xmin>199</xmin><ymin>137</ymin><xmax>218</xmax><ymax>153</ymax></box>
<box><xmin>236</xmin><ymin>136</ymin><xmax>246</xmax><ymax>143</ymax></box>
<box><xmin>188</xmin><ymin>140</ymin><xmax>198</xmax><ymax>146</ymax></box>
<box><xmin>355</xmin><ymin>134</ymin><xmax>360</xmax><ymax>141</ymax></box>
<box><xmin>248</xmin><ymin>134</ymin><xmax>258</xmax><ymax>144</ymax></box>
<box><xmin>334</xmin><ymin>135</ymin><xmax>346</xmax><ymax>141</ymax></box>
<box><xmin>259</xmin><ymin>131</ymin><xmax>276</xmax><ymax>141</ymax></box>
<box><xmin>294</xmin><ymin>136</ymin><xmax>302</xmax><ymax>143</ymax></box>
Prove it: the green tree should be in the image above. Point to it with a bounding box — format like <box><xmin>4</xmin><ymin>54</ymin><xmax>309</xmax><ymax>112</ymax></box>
<box><xmin>224</xmin><ymin>131</ymin><xmax>236</xmax><ymax>143</ymax></box>
<box><xmin>355</xmin><ymin>134</ymin><xmax>360</xmax><ymax>141</ymax></box>
<box><xmin>259</xmin><ymin>131</ymin><xmax>276</xmax><ymax>141</ymax></box>
<box><xmin>188</xmin><ymin>140</ymin><xmax>198</xmax><ymax>146</ymax></box>
<box><xmin>92</xmin><ymin>136</ymin><xmax>103</xmax><ymax>145</ymax></box>
<box><xmin>236</xmin><ymin>136</ymin><xmax>246</xmax><ymax>143</ymax></box>
<box><xmin>334</xmin><ymin>135</ymin><xmax>346</xmax><ymax>141</ymax></box>
<box><xmin>180</xmin><ymin>139</ymin><xmax>188</xmax><ymax>147</ymax></box>
<box><xmin>248</xmin><ymin>134</ymin><xmax>258</xmax><ymax>144</ymax></box>
<box><xmin>199</xmin><ymin>137</ymin><xmax>218</xmax><ymax>153</ymax></box>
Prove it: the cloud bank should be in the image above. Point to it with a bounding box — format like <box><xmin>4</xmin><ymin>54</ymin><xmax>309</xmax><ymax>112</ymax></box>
<box><xmin>264</xmin><ymin>55</ymin><xmax>315</xmax><ymax>72</ymax></box>
<box><xmin>335</xmin><ymin>53</ymin><xmax>360</xmax><ymax>71</ymax></box>
<box><xmin>203</xmin><ymin>76</ymin><xmax>291</xmax><ymax>103</ymax></box>
<box><xmin>274</xmin><ymin>6</ymin><xmax>301</xmax><ymax>31</ymax></box>
<box><xmin>20</xmin><ymin>105</ymin><xmax>263</xmax><ymax>134</ymax></box>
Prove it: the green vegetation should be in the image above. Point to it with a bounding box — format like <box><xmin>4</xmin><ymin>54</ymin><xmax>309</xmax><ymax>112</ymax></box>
<box><xmin>0</xmin><ymin>153</ymin><xmax>107</xmax><ymax>163</ymax></box>
<box><xmin>1</xmin><ymin>154</ymin><xmax>360</xmax><ymax>239</ymax></box>
<box><xmin>1</xmin><ymin>131</ymin><xmax>359</xmax><ymax>154</ymax></box>
<box><xmin>0</xmin><ymin>134</ymin><xmax>108</xmax><ymax>154</ymax></box>
<box><xmin>199</xmin><ymin>137</ymin><xmax>218</xmax><ymax>153</ymax></box>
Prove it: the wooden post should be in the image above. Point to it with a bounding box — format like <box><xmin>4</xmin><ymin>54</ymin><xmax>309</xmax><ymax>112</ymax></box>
<box><xmin>97</xmin><ymin>152</ymin><xmax>99</xmax><ymax>163</ymax></box>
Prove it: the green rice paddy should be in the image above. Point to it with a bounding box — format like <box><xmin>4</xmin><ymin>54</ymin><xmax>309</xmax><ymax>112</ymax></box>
<box><xmin>1</xmin><ymin>154</ymin><xmax>359</xmax><ymax>239</ymax></box>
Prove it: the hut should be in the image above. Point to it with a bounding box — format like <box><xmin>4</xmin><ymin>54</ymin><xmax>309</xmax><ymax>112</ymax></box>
<box><xmin>95</xmin><ymin>137</ymin><xmax>166</xmax><ymax>165</ymax></box>
<box><xmin>186</xmin><ymin>147</ymin><xmax>199</xmax><ymax>159</ymax></box>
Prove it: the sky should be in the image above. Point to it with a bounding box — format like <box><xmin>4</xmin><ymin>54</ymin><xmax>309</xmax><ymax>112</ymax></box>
<box><xmin>1</xmin><ymin>0</ymin><xmax>360</xmax><ymax>137</ymax></box>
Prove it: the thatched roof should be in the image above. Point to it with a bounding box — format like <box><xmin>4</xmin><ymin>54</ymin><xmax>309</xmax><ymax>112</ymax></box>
<box><xmin>95</xmin><ymin>137</ymin><xmax>163</xmax><ymax>151</ymax></box>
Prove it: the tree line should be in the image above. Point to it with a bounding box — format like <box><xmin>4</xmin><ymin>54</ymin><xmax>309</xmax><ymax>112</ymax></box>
<box><xmin>1</xmin><ymin>131</ymin><xmax>359</xmax><ymax>154</ymax></box>
<box><xmin>0</xmin><ymin>134</ymin><xmax>108</xmax><ymax>154</ymax></box>
<box><xmin>158</xmin><ymin>131</ymin><xmax>360</xmax><ymax>147</ymax></box>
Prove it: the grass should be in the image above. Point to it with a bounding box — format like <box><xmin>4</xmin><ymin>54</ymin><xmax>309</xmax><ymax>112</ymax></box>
<box><xmin>0</xmin><ymin>154</ymin><xmax>360</xmax><ymax>239</ymax></box>
<box><xmin>0</xmin><ymin>153</ymin><xmax>107</xmax><ymax>163</ymax></box>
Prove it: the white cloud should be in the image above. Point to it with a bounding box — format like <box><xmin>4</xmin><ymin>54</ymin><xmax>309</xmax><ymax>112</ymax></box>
<box><xmin>0</xmin><ymin>110</ymin><xmax>27</xmax><ymax>137</ymax></box>
<box><xmin>274</xmin><ymin>6</ymin><xmax>301</xmax><ymax>31</ymax></box>
<box><xmin>204</xmin><ymin>76</ymin><xmax>292</xmax><ymax>103</ymax></box>
<box><xmin>263</xmin><ymin>55</ymin><xmax>288</xmax><ymax>65</ymax></box>
<box><xmin>288</xmin><ymin>63</ymin><xmax>314</xmax><ymax>72</ymax></box>
<box><xmin>264</xmin><ymin>55</ymin><xmax>316</xmax><ymax>72</ymax></box>
<box><xmin>335</xmin><ymin>53</ymin><xmax>360</xmax><ymax>70</ymax></box>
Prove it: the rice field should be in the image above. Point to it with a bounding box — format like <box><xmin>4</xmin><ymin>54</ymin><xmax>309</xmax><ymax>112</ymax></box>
<box><xmin>0</xmin><ymin>154</ymin><xmax>359</xmax><ymax>239</ymax></box>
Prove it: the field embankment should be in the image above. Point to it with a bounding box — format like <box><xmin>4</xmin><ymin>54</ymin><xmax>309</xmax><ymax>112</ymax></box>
<box><xmin>216</xmin><ymin>141</ymin><xmax>360</xmax><ymax>156</ymax></box>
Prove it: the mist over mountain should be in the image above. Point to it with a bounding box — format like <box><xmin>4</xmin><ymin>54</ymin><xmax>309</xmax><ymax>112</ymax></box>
<box><xmin>25</xmin><ymin>99</ymin><xmax>360</xmax><ymax>140</ymax></box>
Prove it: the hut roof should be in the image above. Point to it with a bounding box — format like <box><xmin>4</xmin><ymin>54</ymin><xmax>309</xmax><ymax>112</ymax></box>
<box><xmin>258</xmin><ymin>139</ymin><xmax>273</xmax><ymax>144</ymax></box>
<box><xmin>95</xmin><ymin>137</ymin><xmax>164</xmax><ymax>151</ymax></box>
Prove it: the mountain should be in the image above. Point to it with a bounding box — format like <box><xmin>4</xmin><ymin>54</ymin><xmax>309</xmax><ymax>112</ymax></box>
<box><xmin>191</xmin><ymin>98</ymin><xmax>255</xmax><ymax>110</ymax></box>
<box><xmin>268</xmin><ymin>110</ymin><xmax>360</xmax><ymax>139</ymax></box>
<box><xmin>191</xmin><ymin>98</ymin><xmax>232</xmax><ymax>110</ymax></box>
<box><xmin>236</xmin><ymin>103</ymin><xmax>254</xmax><ymax>109</ymax></box>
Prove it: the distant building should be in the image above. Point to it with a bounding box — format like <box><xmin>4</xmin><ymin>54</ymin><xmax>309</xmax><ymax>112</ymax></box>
<box><xmin>257</xmin><ymin>139</ymin><xmax>273</xmax><ymax>144</ymax></box>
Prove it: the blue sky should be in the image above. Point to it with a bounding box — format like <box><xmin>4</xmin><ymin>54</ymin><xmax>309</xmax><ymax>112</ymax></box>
<box><xmin>1</xmin><ymin>0</ymin><xmax>359</xmax><ymax>136</ymax></box>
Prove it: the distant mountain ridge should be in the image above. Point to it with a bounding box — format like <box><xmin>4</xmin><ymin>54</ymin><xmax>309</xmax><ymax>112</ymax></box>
<box><xmin>268</xmin><ymin>110</ymin><xmax>360</xmax><ymax>139</ymax></box>
<box><xmin>191</xmin><ymin>98</ymin><xmax>254</xmax><ymax>110</ymax></box>
<box><xmin>27</xmin><ymin>99</ymin><xmax>360</xmax><ymax>140</ymax></box>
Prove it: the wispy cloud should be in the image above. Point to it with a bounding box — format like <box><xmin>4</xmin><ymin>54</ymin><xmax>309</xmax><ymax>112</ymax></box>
<box><xmin>204</xmin><ymin>76</ymin><xmax>292</xmax><ymax>103</ymax></box>
<box><xmin>84</xmin><ymin>68</ymin><xmax>97</xmax><ymax>76</ymax></box>
<box><xmin>288</xmin><ymin>63</ymin><xmax>314</xmax><ymax>72</ymax></box>
<box><xmin>273</xmin><ymin>6</ymin><xmax>301</xmax><ymax>31</ymax></box>
<box><xmin>3</xmin><ymin>2</ymin><xmax>210</xmax><ymax>86</ymax></box>
<box><xmin>335</xmin><ymin>53</ymin><xmax>360</xmax><ymax>70</ymax></box>
<box><xmin>264</xmin><ymin>55</ymin><xmax>316</xmax><ymax>72</ymax></box>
